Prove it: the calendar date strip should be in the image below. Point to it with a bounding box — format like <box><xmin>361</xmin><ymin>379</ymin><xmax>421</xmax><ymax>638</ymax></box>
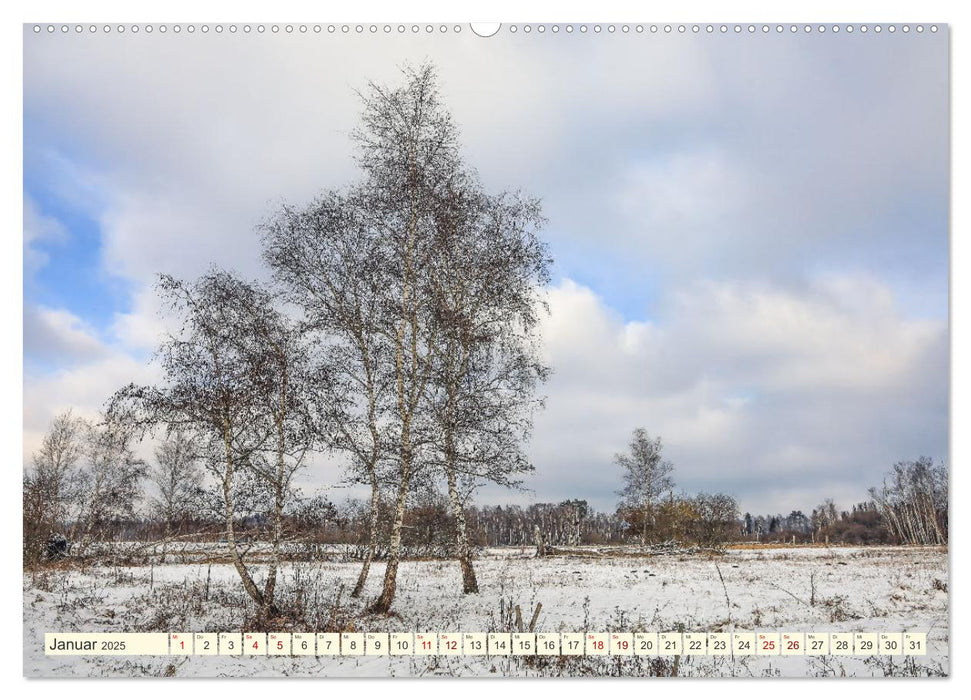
<box><xmin>45</xmin><ymin>631</ymin><xmax>928</xmax><ymax>657</ymax></box>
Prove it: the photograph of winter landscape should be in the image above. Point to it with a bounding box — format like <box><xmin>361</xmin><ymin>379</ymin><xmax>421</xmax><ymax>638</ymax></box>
<box><xmin>22</xmin><ymin>23</ymin><xmax>948</xmax><ymax>678</ymax></box>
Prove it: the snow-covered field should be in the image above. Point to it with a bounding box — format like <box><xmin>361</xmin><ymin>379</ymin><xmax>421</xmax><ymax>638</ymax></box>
<box><xmin>23</xmin><ymin>545</ymin><xmax>948</xmax><ymax>678</ymax></box>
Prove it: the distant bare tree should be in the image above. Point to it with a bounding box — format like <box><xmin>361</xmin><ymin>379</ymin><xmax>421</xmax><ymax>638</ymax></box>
<box><xmin>810</xmin><ymin>498</ymin><xmax>839</xmax><ymax>541</ymax></box>
<box><xmin>71</xmin><ymin>419</ymin><xmax>147</xmax><ymax>555</ymax></box>
<box><xmin>24</xmin><ymin>411</ymin><xmax>146</xmax><ymax>560</ymax></box>
<box><xmin>616</xmin><ymin>428</ymin><xmax>675</xmax><ymax>545</ymax></box>
<box><xmin>23</xmin><ymin>410</ymin><xmax>87</xmax><ymax>563</ymax></box>
<box><xmin>149</xmin><ymin>429</ymin><xmax>203</xmax><ymax>531</ymax></box>
<box><xmin>565</xmin><ymin>500</ymin><xmax>589</xmax><ymax>545</ymax></box>
<box><xmin>688</xmin><ymin>492</ymin><xmax>740</xmax><ymax>546</ymax></box>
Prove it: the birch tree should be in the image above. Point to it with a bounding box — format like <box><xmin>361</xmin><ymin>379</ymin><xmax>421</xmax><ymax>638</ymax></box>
<box><xmin>352</xmin><ymin>64</ymin><xmax>551</xmax><ymax>608</ymax></box>
<box><xmin>108</xmin><ymin>271</ymin><xmax>320</xmax><ymax>615</ymax></box>
<box><xmin>23</xmin><ymin>410</ymin><xmax>88</xmax><ymax>560</ymax></box>
<box><xmin>425</xmin><ymin>181</ymin><xmax>550</xmax><ymax>592</ymax></box>
<box><xmin>616</xmin><ymin>428</ymin><xmax>675</xmax><ymax>545</ymax></box>
<box><xmin>149</xmin><ymin>429</ymin><xmax>204</xmax><ymax>531</ymax></box>
<box><xmin>264</xmin><ymin>63</ymin><xmax>551</xmax><ymax>610</ymax></box>
<box><xmin>71</xmin><ymin>420</ymin><xmax>146</xmax><ymax>555</ymax></box>
<box><xmin>352</xmin><ymin>63</ymin><xmax>462</xmax><ymax>613</ymax></box>
<box><xmin>262</xmin><ymin>190</ymin><xmax>392</xmax><ymax>599</ymax></box>
<box><xmin>869</xmin><ymin>457</ymin><xmax>947</xmax><ymax>545</ymax></box>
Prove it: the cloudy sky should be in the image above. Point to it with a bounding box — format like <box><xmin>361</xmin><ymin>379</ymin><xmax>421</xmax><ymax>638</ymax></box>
<box><xmin>23</xmin><ymin>25</ymin><xmax>948</xmax><ymax>515</ymax></box>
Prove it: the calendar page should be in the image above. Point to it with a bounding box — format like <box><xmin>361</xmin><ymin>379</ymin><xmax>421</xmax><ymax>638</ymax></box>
<box><xmin>21</xmin><ymin>19</ymin><xmax>949</xmax><ymax>679</ymax></box>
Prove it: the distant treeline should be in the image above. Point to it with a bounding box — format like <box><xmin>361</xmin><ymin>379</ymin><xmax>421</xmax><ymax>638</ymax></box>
<box><xmin>26</xmin><ymin>454</ymin><xmax>946</xmax><ymax>562</ymax></box>
<box><xmin>742</xmin><ymin>502</ymin><xmax>888</xmax><ymax>545</ymax></box>
<box><xmin>743</xmin><ymin>458</ymin><xmax>948</xmax><ymax>546</ymax></box>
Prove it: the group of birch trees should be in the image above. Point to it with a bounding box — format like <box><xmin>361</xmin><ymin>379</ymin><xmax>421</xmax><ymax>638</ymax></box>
<box><xmin>23</xmin><ymin>410</ymin><xmax>146</xmax><ymax>563</ymax></box>
<box><xmin>104</xmin><ymin>63</ymin><xmax>550</xmax><ymax>615</ymax></box>
<box><xmin>869</xmin><ymin>457</ymin><xmax>948</xmax><ymax>545</ymax></box>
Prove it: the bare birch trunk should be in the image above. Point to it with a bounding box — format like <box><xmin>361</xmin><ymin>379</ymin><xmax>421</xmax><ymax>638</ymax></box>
<box><xmin>261</xmin><ymin>363</ymin><xmax>289</xmax><ymax>617</ymax></box>
<box><xmin>641</xmin><ymin>506</ymin><xmax>649</xmax><ymax>547</ymax></box>
<box><xmin>221</xmin><ymin>425</ymin><xmax>265</xmax><ymax>610</ymax></box>
<box><xmin>371</xmin><ymin>292</ymin><xmax>414</xmax><ymax>613</ymax></box>
<box><xmin>352</xmin><ymin>472</ymin><xmax>381</xmax><ymax>598</ymax></box>
<box><xmin>262</xmin><ymin>477</ymin><xmax>283</xmax><ymax>615</ymax></box>
<box><xmin>371</xmin><ymin>444</ymin><xmax>410</xmax><ymax>613</ymax></box>
<box><xmin>350</xmin><ymin>347</ymin><xmax>383</xmax><ymax>598</ymax></box>
<box><xmin>223</xmin><ymin>472</ymin><xmax>265</xmax><ymax>609</ymax></box>
<box><xmin>371</xmin><ymin>184</ymin><xmax>423</xmax><ymax>615</ymax></box>
<box><xmin>445</xmin><ymin>464</ymin><xmax>478</xmax><ymax>593</ymax></box>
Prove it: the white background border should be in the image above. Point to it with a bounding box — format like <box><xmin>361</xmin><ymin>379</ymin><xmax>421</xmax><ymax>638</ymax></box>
<box><xmin>2</xmin><ymin>0</ymin><xmax>963</xmax><ymax>697</ymax></box>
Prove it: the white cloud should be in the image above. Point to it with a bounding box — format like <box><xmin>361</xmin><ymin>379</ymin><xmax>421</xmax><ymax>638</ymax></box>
<box><xmin>23</xmin><ymin>305</ymin><xmax>109</xmax><ymax>366</ymax></box>
<box><xmin>22</xmin><ymin>337</ymin><xmax>161</xmax><ymax>466</ymax></box>
<box><xmin>526</xmin><ymin>277</ymin><xmax>947</xmax><ymax>513</ymax></box>
<box><xmin>616</xmin><ymin>149</ymin><xmax>750</xmax><ymax>254</ymax></box>
<box><xmin>108</xmin><ymin>285</ymin><xmax>169</xmax><ymax>353</ymax></box>
<box><xmin>18</xmin><ymin>276</ymin><xmax>946</xmax><ymax>516</ymax></box>
<box><xmin>23</xmin><ymin>196</ymin><xmax>67</xmax><ymax>276</ymax></box>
